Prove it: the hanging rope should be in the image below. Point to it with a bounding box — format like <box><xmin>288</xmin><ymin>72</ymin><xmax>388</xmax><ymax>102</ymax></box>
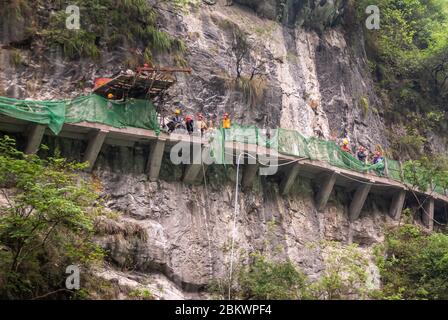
<box><xmin>226</xmin><ymin>152</ymin><xmax>308</xmax><ymax>299</ymax></box>
<box><xmin>201</xmin><ymin>162</ymin><xmax>214</xmax><ymax>280</ymax></box>
<box><xmin>228</xmin><ymin>152</ymin><xmax>244</xmax><ymax>300</ymax></box>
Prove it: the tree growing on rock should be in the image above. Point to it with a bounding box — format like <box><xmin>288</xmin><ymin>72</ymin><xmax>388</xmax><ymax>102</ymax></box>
<box><xmin>0</xmin><ymin>136</ymin><xmax>104</xmax><ymax>299</ymax></box>
<box><xmin>228</xmin><ymin>26</ymin><xmax>268</xmax><ymax>108</ymax></box>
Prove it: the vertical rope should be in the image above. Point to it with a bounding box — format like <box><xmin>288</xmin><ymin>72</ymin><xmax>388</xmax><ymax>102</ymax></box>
<box><xmin>228</xmin><ymin>152</ymin><xmax>244</xmax><ymax>300</ymax></box>
<box><xmin>201</xmin><ymin>162</ymin><xmax>214</xmax><ymax>280</ymax></box>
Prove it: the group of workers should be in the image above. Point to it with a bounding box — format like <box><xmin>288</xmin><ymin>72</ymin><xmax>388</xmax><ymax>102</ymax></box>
<box><xmin>340</xmin><ymin>138</ymin><xmax>384</xmax><ymax>166</ymax></box>
<box><xmin>165</xmin><ymin>108</ymin><xmax>232</xmax><ymax>135</ymax></box>
<box><xmin>165</xmin><ymin>106</ymin><xmax>385</xmax><ymax>170</ymax></box>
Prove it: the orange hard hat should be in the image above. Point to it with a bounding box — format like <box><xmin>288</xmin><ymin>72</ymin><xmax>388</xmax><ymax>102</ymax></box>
<box><xmin>107</xmin><ymin>93</ymin><xmax>114</xmax><ymax>99</ymax></box>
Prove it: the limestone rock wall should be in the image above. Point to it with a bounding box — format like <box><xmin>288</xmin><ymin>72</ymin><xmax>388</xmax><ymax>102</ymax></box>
<box><xmin>0</xmin><ymin>0</ymin><xmax>401</xmax><ymax>299</ymax></box>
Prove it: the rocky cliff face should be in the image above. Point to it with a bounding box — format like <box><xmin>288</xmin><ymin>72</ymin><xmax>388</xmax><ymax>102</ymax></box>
<box><xmin>0</xmin><ymin>0</ymin><xmax>397</xmax><ymax>299</ymax></box>
<box><xmin>36</xmin><ymin>136</ymin><xmax>387</xmax><ymax>299</ymax></box>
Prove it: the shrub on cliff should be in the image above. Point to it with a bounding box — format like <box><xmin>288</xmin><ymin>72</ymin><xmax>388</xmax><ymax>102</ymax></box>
<box><xmin>238</xmin><ymin>252</ymin><xmax>310</xmax><ymax>300</ymax></box>
<box><xmin>375</xmin><ymin>225</ymin><xmax>448</xmax><ymax>299</ymax></box>
<box><xmin>0</xmin><ymin>136</ymin><xmax>104</xmax><ymax>299</ymax></box>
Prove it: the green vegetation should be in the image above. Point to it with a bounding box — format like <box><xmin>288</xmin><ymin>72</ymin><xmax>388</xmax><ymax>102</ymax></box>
<box><xmin>375</xmin><ymin>225</ymin><xmax>448</xmax><ymax>299</ymax></box>
<box><xmin>359</xmin><ymin>95</ymin><xmax>370</xmax><ymax>118</ymax></box>
<box><xmin>210</xmin><ymin>243</ymin><xmax>373</xmax><ymax>300</ymax></box>
<box><xmin>229</xmin><ymin>76</ymin><xmax>267</xmax><ymax>109</ymax></box>
<box><xmin>403</xmin><ymin>155</ymin><xmax>448</xmax><ymax>192</ymax></box>
<box><xmin>238</xmin><ymin>253</ymin><xmax>309</xmax><ymax>300</ymax></box>
<box><xmin>0</xmin><ymin>136</ymin><xmax>104</xmax><ymax>299</ymax></box>
<box><xmin>310</xmin><ymin>241</ymin><xmax>371</xmax><ymax>300</ymax></box>
<box><xmin>3</xmin><ymin>0</ymin><xmax>185</xmax><ymax>61</ymax></box>
<box><xmin>9</xmin><ymin>50</ymin><xmax>24</xmax><ymax>67</ymax></box>
<box><xmin>357</xmin><ymin>0</ymin><xmax>448</xmax><ymax>157</ymax></box>
<box><xmin>128</xmin><ymin>287</ymin><xmax>153</xmax><ymax>300</ymax></box>
<box><xmin>225</xmin><ymin>23</ymin><xmax>267</xmax><ymax>108</ymax></box>
<box><xmin>169</xmin><ymin>0</ymin><xmax>200</xmax><ymax>11</ymax></box>
<box><xmin>211</xmin><ymin>232</ymin><xmax>448</xmax><ymax>300</ymax></box>
<box><xmin>208</xmin><ymin>252</ymin><xmax>310</xmax><ymax>300</ymax></box>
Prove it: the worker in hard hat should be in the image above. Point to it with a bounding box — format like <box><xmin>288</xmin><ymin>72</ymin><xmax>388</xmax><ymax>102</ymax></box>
<box><xmin>107</xmin><ymin>93</ymin><xmax>114</xmax><ymax>100</ymax></box>
<box><xmin>340</xmin><ymin>138</ymin><xmax>351</xmax><ymax>153</ymax></box>
<box><xmin>196</xmin><ymin>113</ymin><xmax>208</xmax><ymax>136</ymax></box>
<box><xmin>372</xmin><ymin>150</ymin><xmax>385</xmax><ymax>176</ymax></box>
<box><xmin>357</xmin><ymin>146</ymin><xmax>368</xmax><ymax>164</ymax></box>
<box><xmin>372</xmin><ymin>150</ymin><xmax>384</xmax><ymax>165</ymax></box>
<box><xmin>167</xmin><ymin>109</ymin><xmax>184</xmax><ymax>133</ymax></box>
<box><xmin>222</xmin><ymin>112</ymin><xmax>231</xmax><ymax>129</ymax></box>
<box><xmin>185</xmin><ymin>115</ymin><xmax>194</xmax><ymax>135</ymax></box>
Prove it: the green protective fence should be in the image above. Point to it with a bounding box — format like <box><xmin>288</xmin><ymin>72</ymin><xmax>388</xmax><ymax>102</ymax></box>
<box><xmin>220</xmin><ymin>124</ymin><xmax>279</xmax><ymax>148</ymax></box>
<box><xmin>0</xmin><ymin>94</ymin><xmax>446</xmax><ymax>194</ymax></box>
<box><xmin>0</xmin><ymin>94</ymin><xmax>160</xmax><ymax>135</ymax></box>
<box><xmin>212</xmin><ymin>127</ymin><xmax>385</xmax><ymax>176</ymax></box>
<box><xmin>0</xmin><ymin>96</ymin><xmax>66</xmax><ymax>134</ymax></box>
<box><xmin>65</xmin><ymin>95</ymin><xmax>160</xmax><ymax>134</ymax></box>
<box><xmin>385</xmin><ymin>158</ymin><xmax>402</xmax><ymax>181</ymax></box>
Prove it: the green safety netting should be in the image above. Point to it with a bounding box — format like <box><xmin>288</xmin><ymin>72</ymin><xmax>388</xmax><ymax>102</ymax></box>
<box><xmin>0</xmin><ymin>94</ymin><xmax>160</xmax><ymax>135</ymax></box>
<box><xmin>211</xmin><ymin>126</ymin><xmax>386</xmax><ymax>176</ymax></box>
<box><xmin>0</xmin><ymin>96</ymin><xmax>66</xmax><ymax>134</ymax></box>
<box><xmin>65</xmin><ymin>95</ymin><xmax>160</xmax><ymax>134</ymax></box>
<box><xmin>385</xmin><ymin>158</ymin><xmax>402</xmax><ymax>181</ymax></box>
<box><xmin>210</xmin><ymin>126</ymin><xmax>448</xmax><ymax>194</ymax></box>
<box><xmin>0</xmin><ymin>94</ymin><xmax>446</xmax><ymax>194</ymax></box>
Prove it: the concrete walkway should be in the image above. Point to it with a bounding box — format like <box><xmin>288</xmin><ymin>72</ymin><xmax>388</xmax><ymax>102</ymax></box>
<box><xmin>1</xmin><ymin>115</ymin><xmax>446</xmax><ymax>231</ymax></box>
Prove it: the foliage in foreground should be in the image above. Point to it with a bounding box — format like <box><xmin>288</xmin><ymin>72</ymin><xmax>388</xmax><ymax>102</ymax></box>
<box><xmin>375</xmin><ymin>225</ymin><xmax>448</xmax><ymax>300</ymax></box>
<box><xmin>0</xmin><ymin>136</ymin><xmax>104</xmax><ymax>299</ymax></box>
<box><xmin>210</xmin><ymin>232</ymin><xmax>448</xmax><ymax>301</ymax></box>
<box><xmin>209</xmin><ymin>242</ymin><xmax>373</xmax><ymax>300</ymax></box>
<box><xmin>238</xmin><ymin>253</ymin><xmax>309</xmax><ymax>300</ymax></box>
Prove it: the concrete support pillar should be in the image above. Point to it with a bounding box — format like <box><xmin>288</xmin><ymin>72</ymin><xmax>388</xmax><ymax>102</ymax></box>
<box><xmin>349</xmin><ymin>183</ymin><xmax>372</xmax><ymax>222</ymax></box>
<box><xmin>389</xmin><ymin>189</ymin><xmax>406</xmax><ymax>220</ymax></box>
<box><xmin>241</xmin><ymin>164</ymin><xmax>259</xmax><ymax>191</ymax></box>
<box><xmin>147</xmin><ymin>139</ymin><xmax>166</xmax><ymax>181</ymax></box>
<box><xmin>422</xmin><ymin>197</ymin><xmax>434</xmax><ymax>231</ymax></box>
<box><xmin>25</xmin><ymin>124</ymin><xmax>46</xmax><ymax>154</ymax></box>
<box><xmin>280</xmin><ymin>164</ymin><xmax>300</xmax><ymax>196</ymax></box>
<box><xmin>83</xmin><ymin>129</ymin><xmax>108</xmax><ymax>171</ymax></box>
<box><xmin>315</xmin><ymin>172</ymin><xmax>337</xmax><ymax>211</ymax></box>
<box><xmin>183</xmin><ymin>144</ymin><xmax>204</xmax><ymax>184</ymax></box>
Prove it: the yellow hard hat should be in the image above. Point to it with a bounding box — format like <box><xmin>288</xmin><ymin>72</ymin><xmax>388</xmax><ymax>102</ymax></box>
<box><xmin>343</xmin><ymin>139</ymin><xmax>349</xmax><ymax>145</ymax></box>
<box><xmin>107</xmin><ymin>93</ymin><xmax>114</xmax><ymax>99</ymax></box>
<box><xmin>175</xmin><ymin>109</ymin><xmax>181</xmax><ymax>115</ymax></box>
